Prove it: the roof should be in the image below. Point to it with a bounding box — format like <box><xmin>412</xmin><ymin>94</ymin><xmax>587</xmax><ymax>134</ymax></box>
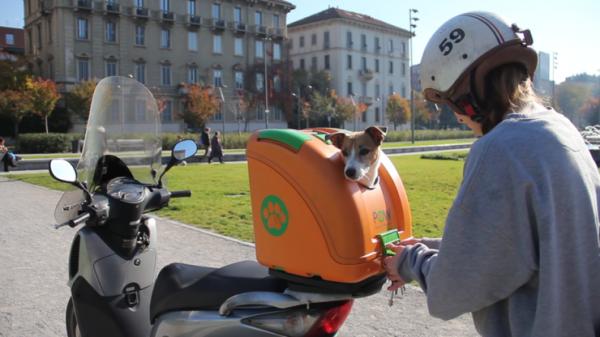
<box><xmin>288</xmin><ymin>7</ymin><xmax>410</xmax><ymax>35</ymax></box>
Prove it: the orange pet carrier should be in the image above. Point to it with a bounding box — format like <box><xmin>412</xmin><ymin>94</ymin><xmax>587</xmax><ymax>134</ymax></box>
<box><xmin>246</xmin><ymin>128</ymin><xmax>412</xmax><ymax>293</ymax></box>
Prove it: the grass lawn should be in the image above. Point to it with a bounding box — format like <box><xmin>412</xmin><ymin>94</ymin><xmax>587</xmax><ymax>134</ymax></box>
<box><xmin>7</xmin><ymin>153</ymin><xmax>465</xmax><ymax>241</ymax></box>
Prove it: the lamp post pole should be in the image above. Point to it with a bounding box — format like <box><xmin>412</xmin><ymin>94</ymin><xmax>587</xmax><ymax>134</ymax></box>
<box><xmin>217</xmin><ymin>85</ymin><xmax>226</xmax><ymax>143</ymax></box>
<box><xmin>264</xmin><ymin>35</ymin><xmax>271</xmax><ymax>129</ymax></box>
<box><xmin>409</xmin><ymin>8</ymin><xmax>418</xmax><ymax>144</ymax></box>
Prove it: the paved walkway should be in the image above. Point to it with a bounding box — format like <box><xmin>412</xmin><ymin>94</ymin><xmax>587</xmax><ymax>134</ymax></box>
<box><xmin>0</xmin><ymin>177</ymin><xmax>478</xmax><ymax>337</ymax></box>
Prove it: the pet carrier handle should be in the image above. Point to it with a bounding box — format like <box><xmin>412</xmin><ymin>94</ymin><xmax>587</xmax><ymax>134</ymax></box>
<box><xmin>377</xmin><ymin>229</ymin><xmax>401</xmax><ymax>256</ymax></box>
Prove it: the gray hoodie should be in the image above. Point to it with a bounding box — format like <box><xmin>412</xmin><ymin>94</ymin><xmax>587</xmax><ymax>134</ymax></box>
<box><xmin>397</xmin><ymin>106</ymin><xmax>600</xmax><ymax>337</ymax></box>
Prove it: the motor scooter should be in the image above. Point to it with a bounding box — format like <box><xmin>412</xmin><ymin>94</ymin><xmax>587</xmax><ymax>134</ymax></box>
<box><xmin>49</xmin><ymin>76</ymin><xmax>378</xmax><ymax>337</ymax></box>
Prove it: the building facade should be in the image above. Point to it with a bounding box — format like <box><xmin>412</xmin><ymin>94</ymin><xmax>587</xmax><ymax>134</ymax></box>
<box><xmin>23</xmin><ymin>0</ymin><xmax>294</xmax><ymax>133</ymax></box>
<box><xmin>288</xmin><ymin>7</ymin><xmax>412</xmax><ymax>131</ymax></box>
<box><xmin>533</xmin><ymin>51</ymin><xmax>554</xmax><ymax>99</ymax></box>
<box><xmin>0</xmin><ymin>26</ymin><xmax>25</xmax><ymax>60</ymax></box>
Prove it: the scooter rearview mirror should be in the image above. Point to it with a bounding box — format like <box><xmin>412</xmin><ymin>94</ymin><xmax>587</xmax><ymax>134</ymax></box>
<box><xmin>172</xmin><ymin>139</ymin><xmax>198</xmax><ymax>161</ymax></box>
<box><xmin>49</xmin><ymin>159</ymin><xmax>78</xmax><ymax>184</ymax></box>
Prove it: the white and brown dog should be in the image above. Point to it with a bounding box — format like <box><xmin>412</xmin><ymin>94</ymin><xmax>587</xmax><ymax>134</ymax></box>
<box><xmin>327</xmin><ymin>126</ymin><xmax>387</xmax><ymax>189</ymax></box>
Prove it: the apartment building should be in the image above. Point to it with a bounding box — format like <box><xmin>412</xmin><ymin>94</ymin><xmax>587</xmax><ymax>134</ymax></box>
<box><xmin>288</xmin><ymin>7</ymin><xmax>412</xmax><ymax>131</ymax></box>
<box><xmin>0</xmin><ymin>26</ymin><xmax>25</xmax><ymax>61</ymax></box>
<box><xmin>23</xmin><ymin>0</ymin><xmax>295</xmax><ymax>132</ymax></box>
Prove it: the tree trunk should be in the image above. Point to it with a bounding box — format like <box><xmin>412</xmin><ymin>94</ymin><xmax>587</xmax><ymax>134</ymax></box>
<box><xmin>45</xmin><ymin>116</ymin><xmax>49</xmax><ymax>134</ymax></box>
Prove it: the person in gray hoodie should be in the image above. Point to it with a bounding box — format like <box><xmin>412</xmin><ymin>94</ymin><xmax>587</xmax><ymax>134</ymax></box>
<box><xmin>384</xmin><ymin>12</ymin><xmax>600</xmax><ymax>337</ymax></box>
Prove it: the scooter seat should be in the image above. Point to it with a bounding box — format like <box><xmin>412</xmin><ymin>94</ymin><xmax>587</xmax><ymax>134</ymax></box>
<box><xmin>150</xmin><ymin>260</ymin><xmax>287</xmax><ymax>321</ymax></box>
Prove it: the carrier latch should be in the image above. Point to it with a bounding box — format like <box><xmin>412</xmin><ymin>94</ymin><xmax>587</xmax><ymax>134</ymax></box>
<box><xmin>376</xmin><ymin>229</ymin><xmax>400</xmax><ymax>256</ymax></box>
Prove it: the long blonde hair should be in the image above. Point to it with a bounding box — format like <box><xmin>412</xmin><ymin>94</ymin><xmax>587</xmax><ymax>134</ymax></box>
<box><xmin>480</xmin><ymin>63</ymin><xmax>542</xmax><ymax>134</ymax></box>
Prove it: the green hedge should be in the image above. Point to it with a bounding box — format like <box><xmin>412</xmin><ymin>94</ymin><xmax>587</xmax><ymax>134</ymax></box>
<box><xmin>17</xmin><ymin>133</ymin><xmax>78</xmax><ymax>153</ymax></box>
<box><xmin>384</xmin><ymin>129</ymin><xmax>473</xmax><ymax>142</ymax></box>
<box><xmin>161</xmin><ymin>132</ymin><xmax>253</xmax><ymax>150</ymax></box>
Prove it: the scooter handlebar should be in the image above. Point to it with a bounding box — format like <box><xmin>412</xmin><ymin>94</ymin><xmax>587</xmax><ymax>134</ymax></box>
<box><xmin>170</xmin><ymin>190</ymin><xmax>192</xmax><ymax>198</ymax></box>
<box><xmin>55</xmin><ymin>212</ymin><xmax>91</xmax><ymax>229</ymax></box>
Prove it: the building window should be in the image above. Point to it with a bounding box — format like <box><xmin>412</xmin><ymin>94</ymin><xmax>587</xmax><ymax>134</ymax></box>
<box><xmin>234</xmin><ymin>7</ymin><xmax>242</xmax><ymax>23</ymax></box>
<box><xmin>213</xmin><ymin>69</ymin><xmax>222</xmax><ymax>87</ymax></box>
<box><xmin>105</xmin><ymin>60</ymin><xmax>117</xmax><ymax>77</ymax></box>
<box><xmin>273</xmin><ymin>43</ymin><xmax>281</xmax><ymax>61</ymax></box>
<box><xmin>361</xmin><ymin>57</ymin><xmax>367</xmax><ymax>71</ymax></box>
<box><xmin>136</xmin><ymin>0</ymin><xmax>144</xmax><ymax>8</ymax></box>
<box><xmin>161</xmin><ymin>100</ymin><xmax>173</xmax><ymax>122</ymax></box>
<box><xmin>135</xmin><ymin>25</ymin><xmax>145</xmax><ymax>46</ymax></box>
<box><xmin>389</xmin><ymin>61</ymin><xmax>393</xmax><ymax>74</ymax></box>
<box><xmin>273</xmin><ymin>107</ymin><xmax>282</xmax><ymax>121</ymax></box>
<box><xmin>311</xmin><ymin>33</ymin><xmax>316</xmax><ymax>45</ymax></box>
<box><xmin>161</xmin><ymin>64</ymin><xmax>171</xmax><ymax>86</ymax></box>
<box><xmin>347</xmin><ymin>82</ymin><xmax>353</xmax><ymax>96</ymax></box>
<box><xmin>388</xmin><ymin>39</ymin><xmax>394</xmax><ymax>53</ymax></box>
<box><xmin>299</xmin><ymin>58</ymin><xmax>305</xmax><ymax>70</ymax></box>
<box><xmin>135</xmin><ymin>99</ymin><xmax>147</xmax><ymax>121</ymax></box>
<box><xmin>212</xmin><ymin>3</ymin><xmax>221</xmax><ymax>18</ymax></box>
<box><xmin>324</xmin><ymin>54</ymin><xmax>330</xmax><ymax>70</ymax></box>
<box><xmin>234</xmin><ymin>37</ymin><xmax>243</xmax><ymax>56</ymax></box>
<box><xmin>188</xmin><ymin>66</ymin><xmax>198</xmax><ymax>83</ymax></box>
<box><xmin>105</xmin><ymin>21</ymin><xmax>116</xmax><ymax>42</ymax></box>
<box><xmin>402</xmin><ymin>41</ymin><xmax>406</xmax><ymax>55</ymax></box>
<box><xmin>347</xmin><ymin>54</ymin><xmax>352</xmax><ymax>69</ymax></box>
<box><xmin>160</xmin><ymin>0</ymin><xmax>170</xmax><ymax>12</ymax></box>
<box><xmin>402</xmin><ymin>62</ymin><xmax>406</xmax><ymax>76</ymax></box>
<box><xmin>76</xmin><ymin>18</ymin><xmax>88</xmax><ymax>40</ymax></box>
<box><xmin>36</xmin><ymin>23</ymin><xmax>42</xmax><ymax>49</ymax></box>
<box><xmin>375</xmin><ymin>59</ymin><xmax>379</xmax><ymax>73</ymax></box>
<box><xmin>311</xmin><ymin>56</ymin><xmax>317</xmax><ymax>71</ymax></box>
<box><xmin>135</xmin><ymin>62</ymin><xmax>145</xmax><ymax>83</ymax></box>
<box><xmin>5</xmin><ymin>33</ymin><xmax>14</xmax><ymax>45</ymax></box>
<box><xmin>213</xmin><ymin>34</ymin><xmax>222</xmax><ymax>53</ymax></box>
<box><xmin>273</xmin><ymin>14</ymin><xmax>280</xmax><ymax>27</ymax></box>
<box><xmin>346</xmin><ymin>31</ymin><xmax>352</xmax><ymax>48</ymax></box>
<box><xmin>375</xmin><ymin>37</ymin><xmax>380</xmax><ymax>52</ymax></box>
<box><xmin>388</xmin><ymin>84</ymin><xmax>394</xmax><ymax>95</ymax></box>
<box><xmin>77</xmin><ymin>58</ymin><xmax>90</xmax><ymax>81</ymax></box>
<box><xmin>375</xmin><ymin>84</ymin><xmax>380</xmax><ymax>98</ymax></box>
<box><xmin>375</xmin><ymin>107</ymin><xmax>380</xmax><ymax>122</ymax></box>
<box><xmin>361</xmin><ymin>110</ymin><xmax>367</xmax><ymax>122</ymax></box>
<box><xmin>188</xmin><ymin>31</ymin><xmax>198</xmax><ymax>51</ymax></box>
<box><xmin>255</xmin><ymin>11</ymin><xmax>262</xmax><ymax>25</ymax></box>
<box><xmin>160</xmin><ymin>29</ymin><xmax>170</xmax><ymax>48</ymax></box>
<box><xmin>299</xmin><ymin>36</ymin><xmax>304</xmax><ymax>48</ymax></box>
<box><xmin>188</xmin><ymin>0</ymin><xmax>196</xmax><ymax>15</ymax></box>
<box><xmin>273</xmin><ymin>75</ymin><xmax>281</xmax><ymax>92</ymax></box>
<box><xmin>402</xmin><ymin>85</ymin><xmax>406</xmax><ymax>98</ymax></box>
<box><xmin>255</xmin><ymin>72</ymin><xmax>264</xmax><ymax>92</ymax></box>
<box><xmin>323</xmin><ymin>31</ymin><xmax>330</xmax><ymax>49</ymax></box>
<box><xmin>48</xmin><ymin>17</ymin><xmax>53</xmax><ymax>43</ymax></box>
<box><xmin>255</xmin><ymin>39</ymin><xmax>264</xmax><ymax>58</ymax></box>
<box><xmin>235</xmin><ymin>71</ymin><xmax>244</xmax><ymax>89</ymax></box>
<box><xmin>361</xmin><ymin>34</ymin><xmax>367</xmax><ymax>51</ymax></box>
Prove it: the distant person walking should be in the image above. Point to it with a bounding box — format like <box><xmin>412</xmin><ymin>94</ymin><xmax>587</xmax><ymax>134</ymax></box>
<box><xmin>0</xmin><ymin>137</ymin><xmax>17</xmax><ymax>172</ymax></box>
<box><xmin>207</xmin><ymin>131</ymin><xmax>224</xmax><ymax>164</ymax></box>
<box><xmin>199</xmin><ymin>127</ymin><xmax>211</xmax><ymax>160</ymax></box>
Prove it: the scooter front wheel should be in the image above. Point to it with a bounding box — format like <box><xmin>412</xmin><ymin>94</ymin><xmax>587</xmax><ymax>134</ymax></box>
<box><xmin>66</xmin><ymin>298</ymin><xmax>81</xmax><ymax>337</ymax></box>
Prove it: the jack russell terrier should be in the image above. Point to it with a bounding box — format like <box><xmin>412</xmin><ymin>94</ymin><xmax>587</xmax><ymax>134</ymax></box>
<box><xmin>327</xmin><ymin>126</ymin><xmax>387</xmax><ymax>189</ymax></box>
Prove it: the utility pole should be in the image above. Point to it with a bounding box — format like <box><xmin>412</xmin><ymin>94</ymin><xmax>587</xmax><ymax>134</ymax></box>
<box><xmin>409</xmin><ymin>8</ymin><xmax>419</xmax><ymax>144</ymax></box>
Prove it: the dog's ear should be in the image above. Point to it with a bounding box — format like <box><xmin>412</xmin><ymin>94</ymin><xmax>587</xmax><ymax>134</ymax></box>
<box><xmin>326</xmin><ymin>132</ymin><xmax>346</xmax><ymax>149</ymax></box>
<box><xmin>365</xmin><ymin>126</ymin><xmax>386</xmax><ymax>145</ymax></box>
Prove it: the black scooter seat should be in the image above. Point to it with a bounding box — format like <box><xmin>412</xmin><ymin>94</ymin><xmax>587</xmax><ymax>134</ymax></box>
<box><xmin>150</xmin><ymin>260</ymin><xmax>287</xmax><ymax>321</ymax></box>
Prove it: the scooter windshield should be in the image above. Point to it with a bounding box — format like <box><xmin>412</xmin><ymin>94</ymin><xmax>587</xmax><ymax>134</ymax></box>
<box><xmin>77</xmin><ymin>76</ymin><xmax>162</xmax><ymax>190</ymax></box>
<box><xmin>54</xmin><ymin>77</ymin><xmax>162</xmax><ymax>224</ymax></box>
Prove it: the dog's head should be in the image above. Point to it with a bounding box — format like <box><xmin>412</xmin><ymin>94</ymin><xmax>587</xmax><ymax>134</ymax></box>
<box><xmin>326</xmin><ymin>126</ymin><xmax>387</xmax><ymax>182</ymax></box>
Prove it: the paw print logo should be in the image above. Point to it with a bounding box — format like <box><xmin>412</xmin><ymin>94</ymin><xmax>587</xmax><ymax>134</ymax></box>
<box><xmin>260</xmin><ymin>195</ymin><xmax>289</xmax><ymax>236</ymax></box>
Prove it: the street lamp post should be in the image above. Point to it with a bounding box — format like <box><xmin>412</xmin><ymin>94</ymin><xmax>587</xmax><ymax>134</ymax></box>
<box><xmin>264</xmin><ymin>35</ymin><xmax>271</xmax><ymax>129</ymax></box>
<box><xmin>217</xmin><ymin>85</ymin><xmax>227</xmax><ymax>143</ymax></box>
<box><xmin>409</xmin><ymin>8</ymin><xmax>418</xmax><ymax>144</ymax></box>
<box><xmin>350</xmin><ymin>94</ymin><xmax>357</xmax><ymax>131</ymax></box>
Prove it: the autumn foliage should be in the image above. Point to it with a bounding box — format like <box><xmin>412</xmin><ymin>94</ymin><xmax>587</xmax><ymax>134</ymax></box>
<box><xmin>179</xmin><ymin>84</ymin><xmax>220</xmax><ymax>129</ymax></box>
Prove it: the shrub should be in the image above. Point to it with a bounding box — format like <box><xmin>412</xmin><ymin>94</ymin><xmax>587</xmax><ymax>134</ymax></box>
<box><xmin>421</xmin><ymin>152</ymin><xmax>468</xmax><ymax>161</ymax></box>
<box><xmin>385</xmin><ymin>129</ymin><xmax>473</xmax><ymax>142</ymax></box>
<box><xmin>17</xmin><ymin>133</ymin><xmax>76</xmax><ymax>153</ymax></box>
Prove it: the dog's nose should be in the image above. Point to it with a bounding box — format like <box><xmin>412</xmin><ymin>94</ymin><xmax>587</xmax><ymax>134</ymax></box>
<box><xmin>345</xmin><ymin>168</ymin><xmax>357</xmax><ymax>179</ymax></box>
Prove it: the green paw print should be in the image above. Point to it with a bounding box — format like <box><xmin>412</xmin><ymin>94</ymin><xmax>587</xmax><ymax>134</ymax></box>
<box><xmin>260</xmin><ymin>195</ymin><xmax>289</xmax><ymax>236</ymax></box>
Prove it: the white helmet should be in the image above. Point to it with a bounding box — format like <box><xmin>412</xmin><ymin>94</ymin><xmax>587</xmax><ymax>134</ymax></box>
<box><xmin>420</xmin><ymin>12</ymin><xmax>537</xmax><ymax>117</ymax></box>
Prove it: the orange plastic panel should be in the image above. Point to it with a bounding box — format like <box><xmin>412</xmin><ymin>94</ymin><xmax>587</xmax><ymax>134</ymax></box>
<box><xmin>247</xmin><ymin>129</ymin><xmax>412</xmax><ymax>283</ymax></box>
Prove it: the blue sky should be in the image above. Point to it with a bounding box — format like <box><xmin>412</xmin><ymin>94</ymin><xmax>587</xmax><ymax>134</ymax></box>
<box><xmin>2</xmin><ymin>0</ymin><xmax>598</xmax><ymax>83</ymax></box>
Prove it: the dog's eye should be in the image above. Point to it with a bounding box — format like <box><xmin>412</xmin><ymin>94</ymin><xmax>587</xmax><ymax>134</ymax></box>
<box><xmin>359</xmin><ymin>148</ymin><xmax>370</xmax><ymax>156</ymax></box>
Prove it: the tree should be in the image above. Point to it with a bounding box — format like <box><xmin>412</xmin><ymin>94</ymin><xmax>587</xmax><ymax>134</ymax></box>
<box><xmin>0</xmin><ymin>90</ymin><xmax>33</xmax><ymax>137</ymax></box>
<box><xmin>27</xmin><ymin>77</ymin><xmax>61</xmax><ymax>133</ymax></box>
<box><xmin>179</xmin><ymin>84</ymin><xmax>220</xmax><ymax>129</ymax></box>
<box><xmin>66</xmin><ymin>80</ymin><xmax>97</xmax><ymax>121</ymax></box>
<box><xmin>307</xmin><ymin>91</ymin><xmax>335</xmax><ymax>127</ymax></box>
<box><xmin>414</xmin><ymin>92</ymin><xmax>439</xmax><ymax>129</ymax></box>
<box><xmin>334</xmin><ymin>96</ymin><xmax>355</xmax><ymax>125</ymax></box>
<box><xmin>386</xmin><ymin>94</ymin><xmax>410</xmax><ymax>130</ymax></box>
<box><xmin>581</xmin><ymin>97</ymin><xmax>600</xmax><ymax>125</ymax></box>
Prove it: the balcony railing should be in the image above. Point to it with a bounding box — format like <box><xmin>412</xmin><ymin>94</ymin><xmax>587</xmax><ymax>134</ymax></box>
<box><xmin>359</xmin><ymin>69</ymin><xmax>375</xmax><ymax>81</ymax></box>
<box><xmin>268</xmin><ymin>27</ymin><xmax>285</xmax><ymax>39</ymax></box>
<box><xmin>228</xmin><ymin>22</ymin><xmax>246</xmax><ymax>34</ymax></box>
<box><xmin>74</xmin><ymin>0</ymin><xmax>92</xmax><ymax>11</ymax></box>
<box><xmin>161</xmin><ymin>11</ymin><xmax>175</xmax><ymax>23</ymax></box>
<box><xmin>186</xmin><ymin>15</ymin><xmax>201</xmax><ymax>27</ymax></box>
<box><xmin>133</xmin><ymin>7</ymin><xmax>149</xmax><ymax>18</ymax></box>
<box><xmin>104</xmin><ymin>2</ymin><xmax>120</xmax><ymax>14</ymax></box>
<box><xmin>252</xmin><ymin>25</ymin><xmax>267</xmax><ymax>37</ymax></box>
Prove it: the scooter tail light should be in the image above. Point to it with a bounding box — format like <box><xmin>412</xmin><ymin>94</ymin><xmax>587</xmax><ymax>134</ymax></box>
<box><xmin>306</xmin><ymin>300</ymin><xmax>353</xmax><ymax>337</ymax></box>
<box><xmin>243</xmin><ymin>300</ymin><xmax>354</xmax><ymax>337</ymax></box>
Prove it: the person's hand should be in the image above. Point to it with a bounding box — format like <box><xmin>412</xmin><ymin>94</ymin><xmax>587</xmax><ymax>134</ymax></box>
<box><xmin>383</xmin><ymin>243</ymin><xmax>406</xmax><ymax>292</ymax></box>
